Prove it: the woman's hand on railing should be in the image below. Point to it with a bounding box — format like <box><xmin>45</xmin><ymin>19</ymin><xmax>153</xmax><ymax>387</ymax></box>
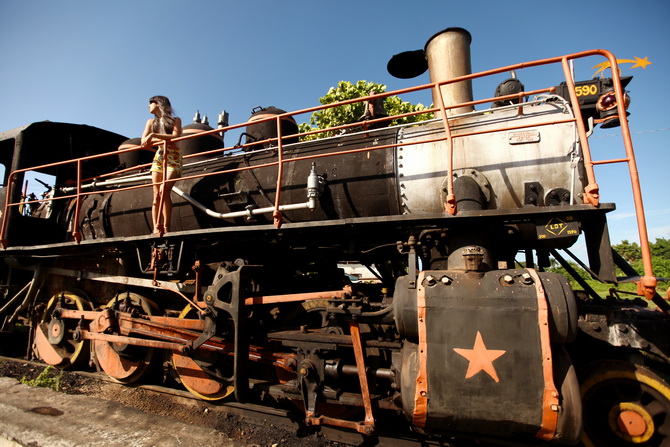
<box><xmin>141</xmin><ymin>133</ymin><xmax>155</xmax><ymax>147</ymax></box>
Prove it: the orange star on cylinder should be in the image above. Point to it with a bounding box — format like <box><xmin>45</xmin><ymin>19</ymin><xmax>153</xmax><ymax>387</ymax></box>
<box><xmin>453</xmin><ymin>331</ymin><xmax>506</xmax><ymax>383</ymax></box>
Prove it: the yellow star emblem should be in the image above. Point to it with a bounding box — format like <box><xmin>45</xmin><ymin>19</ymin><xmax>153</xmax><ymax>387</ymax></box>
<box><xmin>592</xmin><ymin>57</ymin><xmax>652</xmax><ymax>77</ymax></box>
<box><xmin>630</xmin><ymin>56</ymin><xmax>652</xmax><ymax>69</ymax></box>
<box><xmin>453</xmin><ymin>331</ymin><xmax>506</xmax><ymax>383</ymax></box>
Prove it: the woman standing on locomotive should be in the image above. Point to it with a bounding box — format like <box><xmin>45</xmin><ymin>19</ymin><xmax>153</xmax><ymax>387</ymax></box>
<box><xmin>141</xmin><ymin>95</ymin><xmax>182</xmax><ymax>235</ymax></box>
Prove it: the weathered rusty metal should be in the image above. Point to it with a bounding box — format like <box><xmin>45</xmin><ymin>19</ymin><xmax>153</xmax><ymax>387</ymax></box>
<box><xmin>526</xmin><ymin>269</ymin><xmax>560</xmax><ymax>441</ymax></box>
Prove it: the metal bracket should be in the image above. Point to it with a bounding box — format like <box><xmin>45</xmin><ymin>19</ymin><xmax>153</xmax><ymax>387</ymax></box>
<box><xmin>203</xmin><ymin>265</ymin><xmax>262</xmax><ymax>402</ymax></box>
<box><xmin>137</xmin><ymin>240</ymin><xmax>184</xmax><ymax>275</ymax></box>
<box><xmin>304</xmin><ymin>322</ymin><xmax>375</xmax><ymax>436</ymax></box>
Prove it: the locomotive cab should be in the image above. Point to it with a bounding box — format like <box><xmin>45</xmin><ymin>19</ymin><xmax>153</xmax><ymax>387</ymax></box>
<box><xmin>0</xmin><ymin>122</ymin><xmax>126</xmax><ymax>246</ymax></box>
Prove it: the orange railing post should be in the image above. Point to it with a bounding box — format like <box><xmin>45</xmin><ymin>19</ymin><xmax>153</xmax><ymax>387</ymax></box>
<box><xmin>602</xmin><ymin>54</ymin><xmax>657</xmax><ymax>297</ymax></box>
<box><xmin>71</xmin><ymin>159</ymin><xmax>83</xmax><ymax>243</ymax></box>
<box><xmin>433</xmin><ymin>83</ymin><xmax>457</xmax><ymax>215</ymax></box>
<box><xmin>560</xmin><ymin>57</ymin><xmax>600</xmax><ymax>207</ymax></box>
<box><xmin>273</xmin><ymin>116</ymin><xmax>285</xmax><ymax>228</ymax></box>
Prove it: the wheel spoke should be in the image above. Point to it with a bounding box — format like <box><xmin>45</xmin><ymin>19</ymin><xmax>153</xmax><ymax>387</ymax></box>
<box><xmin>646</xmin><ymin>400</ymin><xmax>667</xmax><ymax>418</ymax></box>
<box><xmin>34</xmin><ymin>291</ymin><xmax>92</xmax><ymax>368</ymax></box>
<box><xmin>172</xmin><ymin>304</ymin><xmax>234</xmax><ymax>400</ymax></box>
<box><xmin>93</xmin><ymin>293</ymin><xmax>156</xmax><ymax>384</ymax></box>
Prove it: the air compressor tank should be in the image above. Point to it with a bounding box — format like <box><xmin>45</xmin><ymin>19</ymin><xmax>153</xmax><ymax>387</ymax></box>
<box><xmin>179</xmin><ymin>121</ymin><xmax>223</xmax><ymax>163</ymax></box>
<box><xmin>244</xmin><ymin>106</ymin><xmax>299</xmax><ymax>150</ymax></box>
<box><xmin>117</xmin><ymin>137</ymin><xmax>153</xmax><ymax>170</ymax></box>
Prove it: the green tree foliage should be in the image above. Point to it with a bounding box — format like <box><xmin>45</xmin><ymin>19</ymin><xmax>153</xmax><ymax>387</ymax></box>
<box><xmin>298</xmin><ymin>80</ymin><xmax>433</xmax><ymax>140</ymax></box>
<box><xmin>652</xmin><ymin>238</ymin><xmax>670</xmax><ymax>259</ymax></box>
<box><xmin>614</xmin><ymin>238</ymin><xmax>670</xmax><ymax>280</ymax></box>
<box><xmin>612</xmin><ymin>239</ymin><xmax>641</xmax><ymax>263</ymax></box>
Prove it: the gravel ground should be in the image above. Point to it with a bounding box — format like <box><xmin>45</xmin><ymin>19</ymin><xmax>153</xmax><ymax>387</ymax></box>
<box><xmin>0</xmin><ymin>356</ymin><xmax>344</xmax><ymax>447</ymax></box>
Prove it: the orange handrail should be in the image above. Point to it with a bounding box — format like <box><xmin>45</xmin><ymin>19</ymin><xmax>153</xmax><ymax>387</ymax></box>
<box><xmin>0</xmin><ymin>49</ymin><xmax>656</xmax><ymax>300</ymax></box>
<box><xmin>560</xmin><ymin>57</ymin><xmax>599</xmax><ymax>207</ymax></box>
<box><xmin>273</xmin><ymin>116</ymin><xmax>285</xmax><ymax>228</ymax></box>
<box><xmin>433</xmin><ymin>82</ymin><xmax>457</xmax><ymax>215</ymax></box>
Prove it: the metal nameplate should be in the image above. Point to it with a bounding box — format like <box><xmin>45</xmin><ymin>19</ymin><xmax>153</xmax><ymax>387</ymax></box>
<box><xmin>508</xmin><ymin>130</ymin><xmax>541</xmax><ymax>144</ymax></box>
<box><xmin>536</xmin><ymin>215</ymin><xmax>580</xmax><ymax>239</ymax></box>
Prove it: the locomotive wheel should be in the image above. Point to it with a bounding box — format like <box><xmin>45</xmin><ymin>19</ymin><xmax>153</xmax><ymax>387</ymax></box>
<box><xmin>34</xmin><ymin>291</ymin><xmax>93</xmax><ymax>368</ymax></box>
<box><xmin>580</xmin><ymin>360</ymin><xmax>670</xmax><ymax>446</ymax></box>
<box><xmin>93</xmin><ymin>293</ymin><xmax>157</xmax><ymax>384</ymax></box>
<box><xmin>171</xmin><ymin>305</ymin><xmax>234</xmax><ymax>400</ymax></box>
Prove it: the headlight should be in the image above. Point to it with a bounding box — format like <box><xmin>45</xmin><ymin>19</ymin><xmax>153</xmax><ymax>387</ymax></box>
<box><xmin>596</xmin><ymin>90</ymin><xmax>631</xmax><ymax>128</ymax></box>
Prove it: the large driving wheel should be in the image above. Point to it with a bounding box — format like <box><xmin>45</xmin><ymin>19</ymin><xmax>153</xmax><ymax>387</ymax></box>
<box><xmin>34</xmin><ymin>291</ymin><xmax>93</xmax><ymax>368</ymax></box>
<box><xmin>171</xmin><ymin>304</ymin><xmax>234</xmax><ymax>400</ymax></box>
<box><xmin>93</xmin><ymin>293</ymin><xmax>157</xmax><ymax>384</ymax></box>
<box><xmin>580</xmin><ymin>360</ymin><xmax>670</xmax><ymax>446</ymax></box>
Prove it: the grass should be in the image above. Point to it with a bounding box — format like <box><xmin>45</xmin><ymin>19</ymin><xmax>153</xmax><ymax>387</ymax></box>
<box><xmin>20</xmin><ymin>365</ymin><xmax>63</xmax><ymax>392</ymax></box>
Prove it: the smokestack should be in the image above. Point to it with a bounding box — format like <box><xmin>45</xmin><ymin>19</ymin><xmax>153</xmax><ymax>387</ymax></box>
<box><xmin>424</xmin><ymin>28</ymin><xmax>474</xmax><ymax>116</ymax></box>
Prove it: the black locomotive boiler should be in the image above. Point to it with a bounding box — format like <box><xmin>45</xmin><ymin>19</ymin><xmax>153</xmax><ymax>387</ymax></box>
<box><xmin>0</xmin><ymin>27</ymin><xmax>668</xmax><ymax>446</ymax></box>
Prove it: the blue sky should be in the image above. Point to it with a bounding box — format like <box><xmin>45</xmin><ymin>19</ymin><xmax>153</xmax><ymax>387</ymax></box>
<box><xmin>0</xmin><ymin>0</ymin><xmax>668</xmax><ymax>246</ymax></box>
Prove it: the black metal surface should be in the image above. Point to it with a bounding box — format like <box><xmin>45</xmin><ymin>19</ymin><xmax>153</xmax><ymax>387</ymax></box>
<box><xmin>179</xmin><ymin>122</ymin><xmax>223</xmax><ymax>163</ymax></box>
<box><xmin>203</xmin><ymin>265</ymin><xmax>265</xmax><ymax>402</ymax></box>
<box><xmin>0</xmin><ymin>203</ymin><xmax>617</xmax><ymax>255</ymax></box>
<box><xmin>244</xmin><ymin>106</ymin><xmax>299</xmax><ymax>150</ymax></box>
<box><xmin>117</xmin><ymin>137</ymin><xmax>153</xmax><ymax>170</ymax></box>
<box><xmin>387</xmin><ymin>50</ymin><xmax>428</xmax><ymax>79</ymax></box>
<box><xmin>405</xmin><ymin>271</ymin><xmax>546</xmax><ymax>436</ymax></box>
<box><xmin>582</xmin><ymin>212</ymin><xmax>617</xmax><ymax>283</ymax></box>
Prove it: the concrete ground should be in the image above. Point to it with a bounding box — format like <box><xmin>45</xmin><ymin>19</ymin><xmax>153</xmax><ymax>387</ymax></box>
<box><xmin>0</xmin><ymin>377</ymin><xmax>238</xmax><ymax>447</ymax></box>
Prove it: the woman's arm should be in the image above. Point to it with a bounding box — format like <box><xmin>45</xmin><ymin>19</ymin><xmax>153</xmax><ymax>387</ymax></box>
<box><xmin>140</xmin><ymin>119</ymin><xmax>155</xmax><ymax>147</ymax></box>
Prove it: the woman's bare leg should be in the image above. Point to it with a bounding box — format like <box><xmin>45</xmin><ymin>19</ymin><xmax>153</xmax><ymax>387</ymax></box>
<box><xmin>161</xmin><ymin>170</ymin><xmax>180</xmax><ymax>233</ymax></box>
<box><xmin>152</xmin><ymin>171</ymin><xmax>164</xmax><ymax>234</ymax></box>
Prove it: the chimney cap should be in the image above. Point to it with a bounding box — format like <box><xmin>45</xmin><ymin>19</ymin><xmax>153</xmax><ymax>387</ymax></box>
<box><xmin>387</xmin><ymin>27</ymin><xmax>471</xmax><ymax>79</ymax></box>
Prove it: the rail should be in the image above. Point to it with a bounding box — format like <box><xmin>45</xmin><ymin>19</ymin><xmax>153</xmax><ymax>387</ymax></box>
<box><xmin>0</xmin><ymin>49</ymin><xmax>657</xmax><ymax>298</ymax></box>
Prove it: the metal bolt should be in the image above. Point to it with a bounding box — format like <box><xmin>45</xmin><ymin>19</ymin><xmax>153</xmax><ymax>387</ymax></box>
<box><xmin>503</xmin><ymin>274</ymin><xmax>514</xmax><ymax>284</ymax></box>
<box><xmin>72</xmin><ymin>329</ymin><xmax>81</xmax><ymax>342</ymax></box>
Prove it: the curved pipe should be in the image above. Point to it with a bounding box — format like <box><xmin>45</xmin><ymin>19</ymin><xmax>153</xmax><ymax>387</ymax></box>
<box><xmin>172</xmin><ymin>163</ymin><xmax>319</xmax><ymax>221</ymax></box>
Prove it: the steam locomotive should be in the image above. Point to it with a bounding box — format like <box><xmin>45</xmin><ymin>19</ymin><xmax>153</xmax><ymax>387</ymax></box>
<box><xmin>0</xmin><ymin>27</ymin><xmax>668</xmax><ymax>446</ymax></box>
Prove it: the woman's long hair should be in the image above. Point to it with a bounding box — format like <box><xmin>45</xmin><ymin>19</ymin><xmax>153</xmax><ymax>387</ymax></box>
<box><xmin>150</xmin><ymin>95</ymin><xmax>176</xmax><ymax>133</ymax></box>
